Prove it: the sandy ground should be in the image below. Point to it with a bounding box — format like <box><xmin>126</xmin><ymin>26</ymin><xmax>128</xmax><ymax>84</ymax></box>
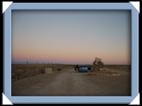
<box><xmin>12</xmin><ymin>67</ymin><xmax>131</xmax><ymax>96</ymax></box>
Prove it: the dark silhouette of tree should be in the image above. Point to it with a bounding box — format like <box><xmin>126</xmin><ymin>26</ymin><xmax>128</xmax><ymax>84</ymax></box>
<box><xmin>97</xmin><ymin>60</ymin><xmax>104</xmax><ymax>68</ymax></box>
<box><xmin>93</xmin><ymin>57</ymin><xmax>104</xmax><ymax>71</ymax></box>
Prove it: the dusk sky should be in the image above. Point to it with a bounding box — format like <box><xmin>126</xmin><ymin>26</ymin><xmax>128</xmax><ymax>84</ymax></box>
<box><xmin>12</xmin><ymin>10</ymin><xmax>130</xmax><ymax>65</ymax></box>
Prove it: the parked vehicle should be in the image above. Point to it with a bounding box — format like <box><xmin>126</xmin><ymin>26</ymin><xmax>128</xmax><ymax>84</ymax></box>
<box><xmin>74</xmin><ymin>57</ymin><xmax>104</xmax><ymax>72</ymax></box>
<box><xmin>74</xmin><ymin>65</ymin><xmax>92</xmax><ymax>72</ymax></box>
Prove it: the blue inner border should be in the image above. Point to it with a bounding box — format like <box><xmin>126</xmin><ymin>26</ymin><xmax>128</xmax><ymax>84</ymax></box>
<box><xmin>4</xmin><ymin>3</ymin><xmax>139</xmax><ymax>104</ymax></box>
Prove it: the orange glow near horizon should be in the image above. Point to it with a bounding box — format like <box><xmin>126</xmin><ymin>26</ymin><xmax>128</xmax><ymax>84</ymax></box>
<box><xmin>12</xmin><ymin>10</ymin><xmax>131</xmax><ymax>65</ymax></box>
<box><xmin>12</xmin><ymin>47</ymin><xmax>130</xmax><ymax>64</ymax></box>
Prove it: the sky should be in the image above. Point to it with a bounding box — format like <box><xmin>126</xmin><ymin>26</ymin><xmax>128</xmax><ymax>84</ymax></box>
<box><xmin>12</xmin><ymin>10</ymin><xmax>131</xmax><ymax>65</ymax></box>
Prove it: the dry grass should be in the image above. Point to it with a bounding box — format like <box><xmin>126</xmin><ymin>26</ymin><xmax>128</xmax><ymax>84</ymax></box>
<box><xmin>87</xmin><ymin>65</ymin><xmax>130</xmax><ymax>76</ymax></box>
<box><xmin>12</xmin><ymin>64</ymin><xmax>130</xmax><ymax>81</ymax></box>
<box><xmin>12</xmin><ymin>64</ymin><xmax>72</xmax><ymax>81</ymax></box>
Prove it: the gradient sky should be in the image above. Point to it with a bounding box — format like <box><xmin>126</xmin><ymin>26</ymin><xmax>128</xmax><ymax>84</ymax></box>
<box><xmin>12</xmin><ymin>10</ymin><xmax>131</xmax><ymax>65</ymax></box>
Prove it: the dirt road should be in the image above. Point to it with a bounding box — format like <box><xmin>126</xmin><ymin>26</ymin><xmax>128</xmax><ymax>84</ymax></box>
<box><xmin>12</xmin><ymin>68</ymin><xmax>130</xmax><ymax>96</ymax></box>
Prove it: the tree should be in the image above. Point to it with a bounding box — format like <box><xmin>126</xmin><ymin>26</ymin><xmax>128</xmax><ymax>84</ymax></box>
<box><xmin>93</xmin><ymin>57</ymin><xmax>104</xmax><ymax>71</ymax></box>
